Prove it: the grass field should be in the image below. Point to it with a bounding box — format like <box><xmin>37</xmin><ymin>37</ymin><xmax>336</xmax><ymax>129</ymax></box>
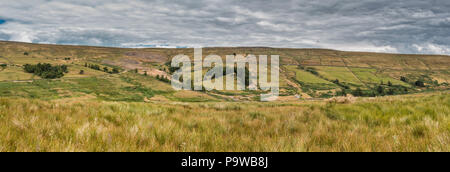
<box><xmin>0</xmin><ymin>92</ymin><xmax>448</xmax><ymax>152</ymax></box>
<box><xmin>314</xmin><ymin>66</ymin><xmax>364</xmax><ymax>87</ymax></box>
<box><xmin>285</xmin><ymin>66</ymin><xmax>337</xmax><ymax>91</ymax></box>
<box><xmin>350</xmin><ymin>68</ymin><xmax>410</xmax><ymax>87</ymax></box>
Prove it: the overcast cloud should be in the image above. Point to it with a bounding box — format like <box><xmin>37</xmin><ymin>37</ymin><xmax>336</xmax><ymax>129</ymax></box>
<box><xmin>0</xmin><ymin>0</ymin><xmax>449</xmax><ymax>54</ymax></box>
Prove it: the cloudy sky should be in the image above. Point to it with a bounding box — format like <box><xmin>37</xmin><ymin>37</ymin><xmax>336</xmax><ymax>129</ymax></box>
<box><xmin>0</xmin><ymin>0</ymin><xmax>449</xmax><ymax>54</ymax></box>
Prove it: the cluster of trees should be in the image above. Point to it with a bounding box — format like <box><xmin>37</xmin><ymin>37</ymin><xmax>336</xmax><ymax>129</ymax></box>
<box><xmin>0</xmin><ymin>64</ymin><xmax>6</xmax><ymax>68</ymax></box>
<box><xmin>299</xmin><ymin>65</ymin><xmax>319</xmax><ymax>75</ymax></box>
<box><xmin>401</xmin><ymin>76</ymin><xmax>427</xmax><ymax>87</ymax></box>
<box><xmin>332</xmin><ymin>79</ymin><xmax>350</xmax><ymax>89</ymax></box>
<box><xmin>305</xmin><ymin>67</ymin><xmax>319</xmax><ymax>75</ymax></box>
<box><xmin>156</xmin><ymin>75</ymin><xmax>170</xmax><ymax>83</ymax></box>
<box><xmin>24</xmin><ymin>63</ymin><xmax>68</xmax><ymax>79</ymax></box>
<box><xmin>85</xmin><ymin>63</ymin><xmax>119</xmax><ymax>74</ymax></box>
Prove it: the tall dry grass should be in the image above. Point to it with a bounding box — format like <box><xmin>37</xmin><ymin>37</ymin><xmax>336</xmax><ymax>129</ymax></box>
<box><xmin>0</xmin><ymin>92</ymin><xmax>448</xmax><ymax>152</ymax></box>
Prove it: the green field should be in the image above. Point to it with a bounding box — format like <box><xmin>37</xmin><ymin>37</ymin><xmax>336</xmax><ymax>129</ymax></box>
<box><xmin>0</xmin><ymin>92</ymin><xmax>448</xmax><ymax>152</ymax></box>
<box><xmin>284</xmin><ymin>66</ymin><xmax>337</xmax><ymax>91</ymax></box>
<box><xmin>350</xmin><ymin>68</ymin><xmax>410</xmax><ymax>87</ymax></box>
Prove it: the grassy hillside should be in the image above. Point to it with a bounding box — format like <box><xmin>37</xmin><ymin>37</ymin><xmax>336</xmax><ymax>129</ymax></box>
<box><xmin>0</xmin><ymin>41</ymin><xmax>449</xmax><ymax>100</ymax></box>
<box><xmin>0</xmin><ymin>92</ymin><xmax>448</xmax><ymax>152</ymax></box>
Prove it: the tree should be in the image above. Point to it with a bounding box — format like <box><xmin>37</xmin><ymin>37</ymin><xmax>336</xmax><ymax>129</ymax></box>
<box><xmin>377</xmin><ymin>85</ymin><xmax>384</xmax><ymax>95</ymax></box>
<box><xmin>103</xmin><ymin>67</ymin><xmax>109</xmax><ymax>73</ymax></box>
<box><xmin>134</xmin><ymin>69</ymin><xmax>138</xmax><ymax>73</ymax></box>
<box><xmin>84</xmin><ymin>63</ymin><xmax>88</xmax><ymax>67</ymax></box>
<box><xmin>306</xmin><ymin>67</ymin><xmax>318</xmax><ymax>75</ymax></box>
<box><xmin>79</xmin><ymin>70</ymin><xmax>84</xmax><ymax>75</ymax></box>
<box><xmin>333</xmin><ymin>79</ymin><xmax>340</xmax><ymax>84</ymax></box>
<box><xmin>24</xmin><ymin>52</ymin><xmax>29</xmax><ymax>56</ymax></box>
<box><xmin>415</xmin><ymin>80</ymin><xmax>425</xmax><ymax>87</ymax></box>
<box><xmin>400</xmin><ymin>76</ymin><xmax>408</xmax><ymax>82</ymax></box>
<box><xmin>387</xmin><ymin>88</ymin><xmax>395</xmax><ymax>95</ymax></box>
<box><xmin>112</xmin><ymin>68</ymin><xmax>119</xmax><ymax>74</ymax></box>
<box><xmin>23</xmin><ymin>63</ymin><xmax>67</xmax><ymax>79</ymax></box>
<box><xmin>388</xmin><ymin>81</ymin><xmax>392</xmax><ymax>87</ymax></box>
<box><xmin>433</xmin><ymin>80</ymin><xmax>439</xmax><ymax>85</ymax></box>
<box><xmin>61</xmin><ymin>65</ymin><xmax>68</xmax><ymax>73</ymax></box>
<box><xmin>352</xmin><ymin>88</ymin><xmax>363</xmax><ymax>97</ymax></box>
<box><xmin>144</xmin><ymin>71</ymin><xmax>147</xmax><ymax>76</ymax></box>
<box><xmin>338</xmin><ymin>89</ymin><xmax>347</xmax><ymax>96</ymax></box>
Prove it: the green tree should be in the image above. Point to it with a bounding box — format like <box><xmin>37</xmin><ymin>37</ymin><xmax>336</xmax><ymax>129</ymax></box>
<box><xmin>377</xmin><ymin>85</ymin><xmax>384</xmax><ymax>95</ymax></box>
<box><xmin>79</xmin><ymin>70</ymin><xmax>84</xmax><ymax>75</ymax></box>
<box><xmin>400</xmin><ymin>76</ymin><xmax>408</xmax><ymax>82</ymax></box>
<box><xmin>23</xmin><ymin>63</ymin><xmax>67</xmax><ymax>79</ymax></box>
<box><xmin>352</xmin><ymin>88</ymin><xmax>363</xmax><ymax>97</ymax></box>
<box><xmin>112</xmin><ymin>68</ymin><xmax>119</xmax><ymax>74</ymax></box>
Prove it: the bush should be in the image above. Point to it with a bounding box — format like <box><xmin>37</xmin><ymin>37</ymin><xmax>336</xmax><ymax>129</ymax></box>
<box><xmin>377</xmin><ymin>85</ymin><xmax>385</xmax><ymax>95</ymax></box>
<box><xmin>23</xmin><ymin>63</ymin><xmax>67</xmax><ymax>79</ymax></box>
<box><xmin>352</xmin><ymin>88</ymin><xmax>363</xmax><ymax>97</ymax></box>
<box><xmin>112</xmin><ymin>68</ymin><xmax>120</xmax><ymax>74</ymax></box>
<box><xmin>306</xmin><ymin>67</ymin><xmax>319</xmax><ymax>75</ymax></box>
<box><xmin>400</xmin><ymin>76</ymin><xmax>408</xmax><ymax>82</ymax></box>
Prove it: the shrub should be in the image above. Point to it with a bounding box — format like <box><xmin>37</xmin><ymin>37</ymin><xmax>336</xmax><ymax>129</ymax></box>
<box><xmin>306</xmin><ymin>67</ymin><xmax>319</xmax><ymax>75</ymax></box>
<box><xmin>352</xmin><ymin>88</ymin><xmax>363</xmax><ymax>97</ymax></box>
<box><xmin>377</xmin><ymin>85</ymin><xmax>384</xmax><ymax>95</ymax></box>
<box><xmin>112</xmin><ymin>68</ymin><xmax>120</xmax><ymax>74</ymax></box>
<box><xmin>400</xmin><ymin>76</ymin><xmax>408</xmax><ymax>82</ymax></box>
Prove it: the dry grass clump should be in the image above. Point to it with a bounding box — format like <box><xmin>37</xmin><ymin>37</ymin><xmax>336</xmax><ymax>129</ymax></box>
<box><xmin>327</xmin><ymin>94</ymin><xmax>357</xmax><ymax>104</ymax></box>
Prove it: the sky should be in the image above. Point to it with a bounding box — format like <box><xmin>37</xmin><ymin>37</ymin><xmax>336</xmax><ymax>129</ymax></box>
<box><xmin>0</xmin><ymin>0</ymin><xmax>449</xmax><ymax>54</ymax></box>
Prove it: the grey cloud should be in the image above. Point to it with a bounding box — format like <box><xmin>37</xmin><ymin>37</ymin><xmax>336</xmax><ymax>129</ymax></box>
<box><xmin>0</xmin><ymin>0</ymin><xmax>449</xmax><ymax>54</ymax></box>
